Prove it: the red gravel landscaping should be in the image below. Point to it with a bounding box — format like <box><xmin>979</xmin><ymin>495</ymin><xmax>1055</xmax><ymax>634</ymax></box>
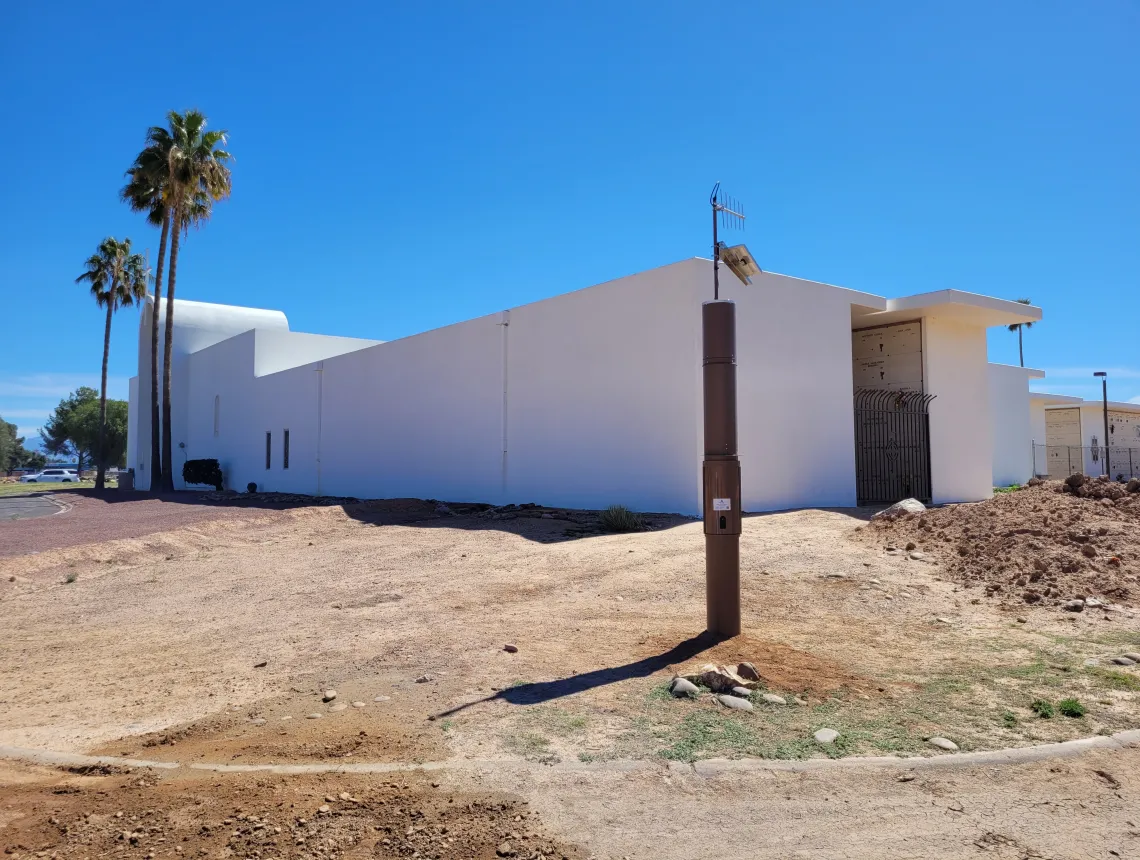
<box><xmin>0</xmin><ymin>490</ymin><xmax>286</xmax><ymax>557</ymax></box>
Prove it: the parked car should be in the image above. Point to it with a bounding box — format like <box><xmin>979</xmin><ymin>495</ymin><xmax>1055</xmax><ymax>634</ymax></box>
<box><xmin>19</xmin><ymin>468</ymin><xmax>80</xmax><ymax>483</ymax></box>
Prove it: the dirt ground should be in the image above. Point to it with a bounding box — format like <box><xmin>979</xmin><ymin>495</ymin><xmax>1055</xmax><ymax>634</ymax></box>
<box><xmin>861</xmin><ymin>480</ymin><xmax>1140</xmax><ymax>607</ymax></box>
<box><xmin>1</xmin><ymin>493</ymin><xmax>1139</xmax><ymax>858</ymax></box>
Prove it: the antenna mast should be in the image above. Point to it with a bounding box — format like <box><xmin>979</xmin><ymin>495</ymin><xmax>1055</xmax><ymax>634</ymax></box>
<box><xmin>710</xmin><ymin>182</ymin><xmax>746</xmax><ymax>300</ymax></box>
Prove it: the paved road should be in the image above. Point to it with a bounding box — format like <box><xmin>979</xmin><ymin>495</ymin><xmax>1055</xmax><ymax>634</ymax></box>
<box><xmin>0</xmin><ymin>495</ymin><xmax>63</xmax><ymax>522</ymax></box>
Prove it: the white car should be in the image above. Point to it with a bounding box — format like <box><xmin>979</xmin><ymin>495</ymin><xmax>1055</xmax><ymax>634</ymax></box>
<box><xmin>19</xmin><ymin>469</ymin><xmax>80</xmax><ymax>483</ymax></box>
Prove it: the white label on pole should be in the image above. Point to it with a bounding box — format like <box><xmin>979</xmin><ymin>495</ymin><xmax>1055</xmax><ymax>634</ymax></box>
<box><xmin>713</xmin><ymin>498</ymin><xmax>731</xmax><ymax>511</ymax></box>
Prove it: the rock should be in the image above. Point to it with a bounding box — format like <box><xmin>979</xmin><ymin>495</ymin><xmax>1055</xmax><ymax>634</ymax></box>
<box><xmin>253</xmin><ymin>661</ymin><xmax>268</xmax><ymax>668</ymax></box>
<box><xmin>1027</xmin><ymin>477</ymin><xmax>1043</xmax><ymax>486</ymax></box>
<box><xmin>731</xmin><ymin>685</ymin><xmax>753</xmax><ymax>697</ymax></box>
<box><xmin>936</xmin><ymin>617</ymin><xmax>952</xmax><ymax>624</ymax></box>
<box><xmin>249</xmin><ymin>718</ymin><xmax>267</xmax><ymax>726</ymax></box>
<box><xmin>328</xmin><ymin>703</ymin><xmax>348</xmax><ymax>712</ymax></box>
<box><xmin>415</xmin><ymin>674</ymin><xmax>434</xmax><ymax>683</ymax></box>
<box><xmin>681</xmin><ymin>663</ymin><xmax>754</xmax><ymax>693</ymax></box>
<box><xmin>871</xmin><ymin>498</ymin><xmax>926</xmax><ymax>521</ymax></box>
<box><xmin>497</xmin><ymin>842</ymin><xmax>516</xmax><ymax>857</ymax></box>
<box><xmin>814</xmin><ymin>728</ymin><xmax>839</xmax><ymax>744</ymax></box>
<box><xmin>373</xmin><ymin>695</ymin><xmax>391</xmax><ymax>702</ymax></box>
<box><xmin>322</xmin><ymin>690</ymin><xmax>337</xmax><ymax>702</ymax></box>
<box><xmin>306</xmin><ymin>713</ymin><xmax>323</xmax><ymax>720</ymax></box>
<box><xmin>1111</xmin><ymin>656</ymin><xmax>1136</xmax><ymax>666</ymax></box>
<box><xmin>1065</xmin><ymin>473</ymin><xmax>1087</xmax><ymax>489</ymax></box>
<box><xmin>909</xmin><ymin>551</ymin><xmax>926</xmax><ymax>561</ymax></box>
<box><xmin>435</xmin><ymin>504</ymin><xmax>451</xmax><ymax>514</ymax></box>
<box><xmin>317</xmin><ymin>804</ymin><xmax>330</xmax><ymax>814</ymax></box>
<box><xmin>736</xmin><ymin>661</ymin><xmax>761</xmax><ymax>682</ymax></box>
<box><xmin>1127</xmin><ymin>478</ymin><xmax>1140</xmax><ymax>493</ymax></box>
<box><xmin>761</xmin><ymin>693</ymin><xmax>787</xmax><ymax>705</ymax></box>
<box><xmin>928</xmin><ymin>737</ymin><xmax>959</xmax><ymax>751</ymax></box>
<box><xmin>1123</xmin><ymin>653</ymin><xmax>1140</xmax><ymax>662</ymax></box>
<box><xmin>670</xmin><ymin>677</ymin><xmax>700</xmax><ymax>698</ymax></box>
<box><xmin>541</xmin><ymin>512</ymin><xmax>554</xmax><ymax>518</ymax></box>
<box><xmin>351</xmin><ymin>701</ymin><xmax>366</xmax><ymax>708</ymax></box>
<box><xmin>1016</xmin><ymin>617</ymin><xmax>1027</xmax><ymax>623</ymax></box>
<box><xmin>1085</xmin><ymin>597</ymin><xmax>1106</xmax><ymax>608</ymax></box>
<box><xmin>1062</xmin><ymin>599</ymin><xmax>1085</xmax><ymax>612</ymax></box>
<box><xmin>905</xmin><ymin>541</ymin><xmax>917</xmax><ymax>551</ymax></box>
<box><xmin>715</xmin><ymin>694</ymin><xmax>753</xmax><ymax>711</ymax></box>
<box><xmin>503</xmin><ymin>643</ymin><xmax>519</xmax><ymax>653</ymax></box>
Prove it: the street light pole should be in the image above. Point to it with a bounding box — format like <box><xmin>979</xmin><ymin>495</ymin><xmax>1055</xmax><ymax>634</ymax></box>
<box><xmin>1094</xmin><ymin>372</ymin><xmax>1109</xmax><ymax>478</ymax></box>
<box><xmin>703</xmin><ymin>184</ymin><xmax>759</xmax><ymax>638</ymax></box>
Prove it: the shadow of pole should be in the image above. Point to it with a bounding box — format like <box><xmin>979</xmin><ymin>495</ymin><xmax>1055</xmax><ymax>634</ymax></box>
<box><xmin>431</xmin><ymin>631</ymin><xmax>725</xmax><ymax>720</ymax></box>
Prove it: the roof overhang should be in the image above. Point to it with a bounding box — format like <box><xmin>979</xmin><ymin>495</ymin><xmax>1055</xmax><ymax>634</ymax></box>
<box><xmin>1032</xmin><ymin>393</ymin><xmax>1085</xmax><ymax>407</ymax></box>
<box><xmin>852</xmin><ymin>289</ymin><xmax>1041</xmax><ymax>329</ymax></box>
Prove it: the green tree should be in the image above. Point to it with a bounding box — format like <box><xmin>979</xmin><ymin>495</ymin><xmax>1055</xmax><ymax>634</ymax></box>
<box><xmin>40</xmin><ymin>387</ymin><xmax>99</xmax><ymax>475</ymax></box>
<box><xmin>0</xmin><ymin>420</ymin><xmax>47</xmax><ymax>473</ymax></box>
<box><xmin>149</xmin><ymin>109</ymin><xmax>233</xmax><ymax>491</ymax></box>
<box><xmin>75</xmin><ymin>238</ymin><xmax>149</xmax><ymax>489</ymax></box>
<box><xmin>1007</xmin><ymin>298</ymin><xmax>1034</xmax><ymax>367</ymax></box>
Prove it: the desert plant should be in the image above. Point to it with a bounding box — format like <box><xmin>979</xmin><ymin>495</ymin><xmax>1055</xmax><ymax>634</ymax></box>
<box><xmin>1058</xmin><ymin>698</ymin><xmax>1086</xmax><ymax>718</ymax></box>
<box><xmin>76</xmin><ymin>238</ymin><xmax>149</xmax><ymax>490</ymax></box>
<box><xmin>65</xmin><ymin>572</ymin><xmax>78</xmax><ymax>584</ymax></box>
<box><xmin>599</xmin><ymin>504</ymin><xmax>644</xmax><ymax>533</ymax></box>
<box><xmin>182</xmin><ymin>458</ymin><xmax>223</xmax><ymax>491</ymax></box>
<box><xmin>1030</xmin><ymin>699</ymin><xmax>1054</xmax><ymax>718</ymax></box>
<box><xmin>145</xmin><ymin>110</ymin><xmax>233</xmax><ymax>491</ymax></box>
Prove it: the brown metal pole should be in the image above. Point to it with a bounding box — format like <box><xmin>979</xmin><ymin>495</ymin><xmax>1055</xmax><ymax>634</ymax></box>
<box><xmin>703</xmin><ymin>300</ymin><xmax>741</xmax><ymax>637</ymax></box>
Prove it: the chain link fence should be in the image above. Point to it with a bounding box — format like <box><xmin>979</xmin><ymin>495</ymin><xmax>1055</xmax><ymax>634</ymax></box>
<box><xmin>1032</xmin><ymin>444</ymin><xmax>1140</xmax><ymax>481</ymax></box>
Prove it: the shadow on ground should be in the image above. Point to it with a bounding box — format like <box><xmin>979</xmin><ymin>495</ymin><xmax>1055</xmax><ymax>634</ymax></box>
<box><xmin>13</xmin><ymin>488</ymin><xmax>879</xmax><ymax>546</ymax></box>
<box><xmin>432</xmin><ymin>632</ymin><xmax>727</xmax><ymax>718</ymax></box>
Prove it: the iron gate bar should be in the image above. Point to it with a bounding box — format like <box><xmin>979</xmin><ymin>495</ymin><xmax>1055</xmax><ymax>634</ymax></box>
<box><xmin>854</xmin><ymin>388</ymin><xmax>936</xmax><ymax>505</ymax></box>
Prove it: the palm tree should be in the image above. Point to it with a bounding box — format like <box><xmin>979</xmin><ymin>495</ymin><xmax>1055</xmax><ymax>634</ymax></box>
<box><xmin>76</xmin><ymin>238</ymin><xmax>149</xmax><ymax>490</ymax></box>
<box><xmin>121</xmin><ymin>147</ymin><xmax>171</xmax><ymax>491</ymax></box>
<box><xmin>1007</xmin><ymin>298</ymin><xmax>1034</xmax><ymax>367</ymax></box>
<box><xmin>150</xmin><ymin>109</ymin><xmax>233</xmax><ymax>491</ymax></box>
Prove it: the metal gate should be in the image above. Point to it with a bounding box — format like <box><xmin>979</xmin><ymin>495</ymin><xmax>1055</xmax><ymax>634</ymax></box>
<box><xmin>854</xmin><ymin>388</ymin><xmax>935</xmax><ymax>505</ymax></box>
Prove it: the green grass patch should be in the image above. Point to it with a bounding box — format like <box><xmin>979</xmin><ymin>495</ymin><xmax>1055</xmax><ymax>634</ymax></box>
<box><xmin>1087</xmin><ymin>668</ymin><xmax>1140</xmax><ymax>692</ymax></box>
<box><xmin>1058</xmin><ymin>698</ymin><xmax>1086</xmax><ymax>718</ymax></box>
<box><xmin>0</xmin><ymin>480</ymin><xmax>105</xmax><ymax>497</ymax></box>
<box><xmin>1031</xmin><ymin>699</ymin><xmax>1054</xmax><ymax>718</ymax></box>
<box><xmin>599</xmin><ymin>505</ymin><xmax>644</xmax><ymax>533</ymax></box>
<box><xmin>992</xmin><ymin>484</ymin><xmax>1021</xmax><ymax>494</ymax></box>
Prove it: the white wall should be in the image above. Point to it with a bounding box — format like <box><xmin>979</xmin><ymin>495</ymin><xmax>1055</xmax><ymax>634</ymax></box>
<box><xmin>988</xmin><ymin>364</ymin><xmax>1033</xmax><ymax>486</ymax></box>
<box><xmin>126</xmin><ymin>376</ymin><xmax>138</xmax><ymax>473</ymax></box>
<box><xmin>925</xmin><ymin>316</ymin><xmax>993</xmax><ymax>503</ymax></box>
<box><xmin>727</xmin><ymin>270</ymin><xmax>863</xmax><ymax>510</ymax></box>
<box><xmin>164</xmin><ymin>259</ymin><xmax>873</xmax><ymax>514</ymax></box>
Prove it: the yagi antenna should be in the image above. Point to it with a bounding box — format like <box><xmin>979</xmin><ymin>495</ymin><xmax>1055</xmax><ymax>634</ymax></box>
<box><xmin>709</xmin><ymin>182</ymin><xmax>759</xmax><ymax>299</ymax></box>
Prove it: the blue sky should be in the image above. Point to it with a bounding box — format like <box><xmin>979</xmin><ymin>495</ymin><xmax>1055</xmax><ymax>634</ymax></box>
<box><xmin>2</xmin><ymin>1</ymin><xmax>1138</xmax><ymax>445</ymax></box>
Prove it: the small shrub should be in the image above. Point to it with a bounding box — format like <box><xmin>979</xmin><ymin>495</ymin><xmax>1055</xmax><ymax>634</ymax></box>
<box><xmin>599</xmin><ymin>504</ymin><xmax>644</xmax><ymax>533</ymax></box>
<box><xmin>183</xmin><ymin>458</ymin><xmax>223</xmax><ymax>491</ymax></box>
<box><xmin>65</xmin><ymin>572</ymin><xmax>78</xmax><ymax>584</ymax></box>
<box><xmin>246</xmin><ymin>481</ymin><xmax>258</xmax><ymax>493</ymax></box>
<box><xmin>1058</xmin><ymin>698</ymin><xmax>1086</xmax><ymax>718</ymax></box>
<box><xmin>1001</xmin><ymin>711</ymin><xmax>1018</xmax><ymax>728</ymax></box>
<box><xmin>1030</xmin><ymin>699</ymin><xmax>1054</xmax><ymax>718</ymax></box>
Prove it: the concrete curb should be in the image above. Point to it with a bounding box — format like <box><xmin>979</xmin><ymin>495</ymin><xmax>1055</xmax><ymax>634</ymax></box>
<box><xmin>3</xmin><ymin>730</ymin><xmax>1137</xmax><ymax>778</ymax></box>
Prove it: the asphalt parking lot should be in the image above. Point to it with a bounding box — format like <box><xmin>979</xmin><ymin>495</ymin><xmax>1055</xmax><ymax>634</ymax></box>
<box><xmin>0</xmin><ymin>495</ymin><xmax>63</xmax><ymax>522</ymax></box>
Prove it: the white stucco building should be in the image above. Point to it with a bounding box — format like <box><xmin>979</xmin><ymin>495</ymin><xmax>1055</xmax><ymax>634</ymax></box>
<box><xmin>1031</xmin><ymin>394</ymin><xmax>1140</xmax><ymax>481</ymax></box>
<box><xmin>126</xmin><ymin>258</ymin><xmax>1042</xmax><ymax>514</ymax></box>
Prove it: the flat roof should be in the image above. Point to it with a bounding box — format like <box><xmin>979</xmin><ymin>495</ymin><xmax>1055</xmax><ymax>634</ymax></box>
<box><xmin>1041</xmin><ymin>398</ymin><xmax>1140</xmax><ymax>412</ymax></box>
<box><xmin>852</xmin><ymin>289</ymin><xmax>1041</xmax><ymax>329</ymax></box>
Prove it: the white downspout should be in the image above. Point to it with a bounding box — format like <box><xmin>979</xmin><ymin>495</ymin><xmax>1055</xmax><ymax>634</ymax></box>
<box><xmin>315</xmin><ymin>361</ymin><xmax>324</xmax><ymax>497</ymax></box>
<box><xmin>499</xmin><ymin>310</ymin><xmax>510</xmax><ymax>501</ymax></box>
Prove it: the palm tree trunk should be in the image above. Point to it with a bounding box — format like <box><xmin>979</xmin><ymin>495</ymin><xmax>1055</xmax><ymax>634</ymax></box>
<box><xmin>1018</xmin><ymin>327</ymin><xmax>1024</xmax><ymax>367</ymax></box>
<box><xmin>149</xmin><ymin>210</ymin><xmax>170</xmax><ymax>492</ymax></box>
<box><xmin>95</xmin><ymin>298</ymin><xmax>114</xmax><ymax>490</ymax></box>
<box><xmin>161</xmin><ymin>215</ymin><xmax>180</xmax><ymax>492</ymax></box>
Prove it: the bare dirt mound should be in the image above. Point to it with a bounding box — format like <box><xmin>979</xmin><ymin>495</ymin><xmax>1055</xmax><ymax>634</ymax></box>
<box><xmin>0</xmin><ymin>766</ymin><xmax>585</xmax><ymax>859</ymax></box>
<box><xmin>858</xmin><ymin>480</ymin><xmax>1140</xmax><ymax>608</ymax></box>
